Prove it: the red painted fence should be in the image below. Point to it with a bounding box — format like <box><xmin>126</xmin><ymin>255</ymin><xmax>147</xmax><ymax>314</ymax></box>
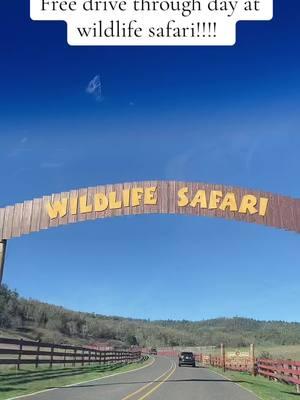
<box><xmin>207</xmin><ymin>355</ymin><xmax>300</xmax><ymax>392</ymax></box>
<box><xmin>208</xmin><ymin>356</ymin><xmax>253</xmax><ymax>372</ymax></box>
<box><xmin>257</xmin><ymin>359</ymin><xmax>300</xmax><ymax>389</ymax></box>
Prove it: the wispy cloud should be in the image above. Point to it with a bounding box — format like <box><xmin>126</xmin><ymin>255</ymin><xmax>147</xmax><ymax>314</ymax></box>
<box><xmin>165</xmin><ymin>149</ymin><xmax>195</xmax><ymax>180</ymax></box>
<box><xmin>8</xmin><ymin>137</ymin><xmax>31</xmax><ymax>158</ymax></box>
<box><xmin>86</xmin><ymin>75</ymin><xmax>103</xmax><ymax>101</ymax></box>
<box><xmin>40</xmin><ymin>162</ymin><xmax>64</xmax><ymax>169</ymax></box>
<box><xmin>164</xmin><ymin>132</ymin><xmax>265</xmax><ymax>180</ymax></box>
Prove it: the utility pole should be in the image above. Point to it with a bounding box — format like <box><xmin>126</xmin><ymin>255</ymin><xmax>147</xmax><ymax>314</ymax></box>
<box><xmin>0</xmin><ymin>240</ymin><xmax>7</xmax><ymax>285</ymax></box>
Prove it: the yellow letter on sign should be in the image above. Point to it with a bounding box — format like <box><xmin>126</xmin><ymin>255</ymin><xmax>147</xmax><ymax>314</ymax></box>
<box><xmin>190</xmin><ymin>190</ymin><xmax>207</xmax><ymax>208</ymax></box>
<box><xmin>239</xmin><ymin>195</ymin><xmax>258</xmax><ymax>215</ymax></box>
<box><xmin>259</xmin><ymin>197</ymin><xmax>269</xmax><ymax>217</ymax></box>
<box><xmin>94</xmin><ymin>193</ymin><xmax>109</xmax><ymax>212</ymax></box>
<box><xmin>178</xmin><ymin>187</ymin><xmax>189</xmax><ymax>207</ymax></box>
<box><xmin>131</xmin><ymin>188</ymin><xmax>144</xmax><ymax>207</ymax></box>
<box><xmin>209</xmin><ymin>191</ymin><xmax>223</xmax><ymax>209</ymax></box>
<box><xmin>144</xmin><ymin>187</ymin><xmax>158</xmax><ymax>205</ymax></box>
<box><xmin>47</xmin><ymin>198</ymin><xmax>68</xmax><ymax>219</ymax></box>
<box><xmin>219</xmin><ymin>193</ymin><xmax>238</xmax><ymax>212</ymax></box>
<box><xmin>109</xmin><ymin>191</ymin><xmax>122</xmax><ymax>209</ymax></box>
<box><xmin>80</xmin><ymin>195</ymin><xmax>93</xmax><ymax>214</ymax></box>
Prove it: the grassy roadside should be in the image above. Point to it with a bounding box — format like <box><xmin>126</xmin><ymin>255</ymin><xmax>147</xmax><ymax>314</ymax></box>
<box><xmin>0</xmin><ymin>357</ymin><xmax>151</xmax><ymax>400</ymax></box>
<box><xmin>209</xmin><ymin>366</ymin><xmax>299</xmax><ymax>400</ymax></box>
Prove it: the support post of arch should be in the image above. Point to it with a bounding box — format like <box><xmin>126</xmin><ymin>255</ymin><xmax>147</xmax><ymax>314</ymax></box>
<box><xmin>0</xmin><ymin>240</ymin><xmax>7</xmax><ymax>286</ymax></box>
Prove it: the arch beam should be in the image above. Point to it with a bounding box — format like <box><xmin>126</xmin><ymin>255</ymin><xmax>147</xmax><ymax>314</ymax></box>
<box><xmin>0</xmin><ymin>181</ymin><xmax>300</xmax><ymax>240</ymax></box>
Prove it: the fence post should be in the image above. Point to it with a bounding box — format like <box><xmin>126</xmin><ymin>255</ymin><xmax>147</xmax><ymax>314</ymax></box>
<box><xmin>50</xmin><ymin>344</ymin><xmax>54</xmax><ymax>368</ymax></box>
<box><xmin>17</xmin><ymin>338</ymin><xmax>23</xmax><ymax>370</ymax></box>
<box><xmin>82</xmin><ymin>348</ymin><xmax>84</xmax><ymax>367</ymax></box>
<box><xmin>220</xmin><ymin>343</ymin><xmax>226</xmax><ymax>372</ymax></box>
<box><xmin>250</xmin><ymin>344</ymin><xmax>256</xmax><ymax>376</ymax></box>
<box><xmin>35</xmin><ymin>340</ymin><xmax>41</xmax><ymax>368</ymax></box>
<box><xmin>73</xmin><ymin>348</ymin><xmax>77</xmax><ymax>367</ymax></box>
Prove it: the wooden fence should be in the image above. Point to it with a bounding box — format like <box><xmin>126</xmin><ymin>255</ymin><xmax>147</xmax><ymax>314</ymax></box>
<box><xmin>0</xmin><ymin>337</ymin><xmax>141</xmax><ymax>369</ymax></box>
<box><xmin>206</xmin><ymin>355</ymin><xmax>253</xmax><ymax>372</ymax></box>
<box><xmin>199</xmin><ymin>353</ymin><xmax>300</xmax><ymax>393</ymax></box>
<box><xmin>257</xmin><ymin>358</ymin><xmax>300</xmax><ymax>392</ymax></box>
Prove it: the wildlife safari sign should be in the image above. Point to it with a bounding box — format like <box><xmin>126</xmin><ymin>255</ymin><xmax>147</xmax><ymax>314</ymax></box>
<box><xmin>1</xmin><ymin>180</ymin><xmax>300</xmax><ymax>282</ymax></box>
<box><xmin>1</xmin><ymin>180</ymin><xmax>300</xmax><ymax>241</ymax></box>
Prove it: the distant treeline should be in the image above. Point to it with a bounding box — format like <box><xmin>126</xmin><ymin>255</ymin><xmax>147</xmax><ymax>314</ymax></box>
<box><xmin>1</xmin><ymin>285</ymin><xmax>300</xmax><ymax>348</ymax></box>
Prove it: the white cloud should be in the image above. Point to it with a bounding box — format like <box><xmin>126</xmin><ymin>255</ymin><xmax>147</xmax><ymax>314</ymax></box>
<box><xmin>86</xmin><ymin>75</ymin><xmax>103</xmax><ymax>101</ymax></box>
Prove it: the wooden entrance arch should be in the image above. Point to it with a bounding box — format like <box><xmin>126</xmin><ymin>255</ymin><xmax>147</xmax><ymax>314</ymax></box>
<box><xmin>1</xmin><ymin>180</ymin><xmax>299</xmax><ymax>283</ymax></box>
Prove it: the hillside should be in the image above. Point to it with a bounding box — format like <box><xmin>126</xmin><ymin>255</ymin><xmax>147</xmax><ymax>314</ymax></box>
<box><xmin>1</xmin><ymin>285</ymin><xmax>300</xmax><ymax>349</ymax></box>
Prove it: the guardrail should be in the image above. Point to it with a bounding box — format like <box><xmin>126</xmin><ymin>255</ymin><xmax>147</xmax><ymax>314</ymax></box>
<box><xmin>0</xmin><ymin>337</ymin><xmax>141</xmax><ymax>369</ymax></box>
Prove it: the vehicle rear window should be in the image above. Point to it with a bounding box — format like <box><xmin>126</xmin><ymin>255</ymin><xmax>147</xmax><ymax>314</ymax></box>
<box><xmin>181</xmin><ymin>352</ymin><xmax>193</xmax><ymax>356</ymax></box>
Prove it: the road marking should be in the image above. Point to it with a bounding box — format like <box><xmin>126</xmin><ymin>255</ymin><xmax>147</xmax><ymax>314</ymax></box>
<box><xmin>136</xmin><ymin>361</ymin><xmax>176</xmax><ymax>400</ymax></box>
<box><xmin>120</xmin><ymin>359</ymin><xmax>175</xmax><ymax>400</ymax></box>
<box><xmin>6</xmin><ymin>357</ymin><xmax>155</xmax><ymax>400</ymax></box>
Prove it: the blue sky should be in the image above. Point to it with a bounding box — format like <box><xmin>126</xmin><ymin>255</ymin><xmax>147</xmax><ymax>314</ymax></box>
<box><xmin>0</xmin><ymin>1</ymin><xmax>300</xmax><ymax>322</ymax></box>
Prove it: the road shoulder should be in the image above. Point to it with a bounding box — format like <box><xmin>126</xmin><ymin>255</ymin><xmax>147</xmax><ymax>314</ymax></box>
<box><xmin>2</xmin><ymin>357</ymin><xmax>154</xmax><ymax>400</ymax></box>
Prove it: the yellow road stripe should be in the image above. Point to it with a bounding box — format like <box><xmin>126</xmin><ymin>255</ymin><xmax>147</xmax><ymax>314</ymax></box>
<box><xmin>121</xmin><ymin>360</ymin><xmax>175</xmax><ymax>400</ymax></box>
<box><xmin>136</xmin><ymin>361</ymin><xmax>176</xmax><ymax>400</ymax></box>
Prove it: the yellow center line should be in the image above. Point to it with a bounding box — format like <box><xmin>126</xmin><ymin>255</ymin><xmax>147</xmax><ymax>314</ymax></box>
<box><xmin>121</xmin><ymin>360</ymin><xmax>175</xmax><ymax>400</ymax></box>
<box><xmin>136</xmin><ymin>361</ymin><xmax>176</xmax><ymax>400</ymax></box>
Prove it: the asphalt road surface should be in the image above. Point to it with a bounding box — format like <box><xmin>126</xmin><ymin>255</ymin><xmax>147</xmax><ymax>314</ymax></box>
<box><xmin>20</xmin><ymin>356</ymin><xmax>258</xmax><ymax>400</ymax></box>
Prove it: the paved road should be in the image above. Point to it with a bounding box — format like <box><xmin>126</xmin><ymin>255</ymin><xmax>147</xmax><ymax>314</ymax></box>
<box><xmin>20</xmin><ymin>356</ymin><xmax>258</xmax><ymax>400</ymax></box>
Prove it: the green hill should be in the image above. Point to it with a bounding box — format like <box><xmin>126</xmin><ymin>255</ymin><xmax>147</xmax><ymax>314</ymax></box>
<box><xmin>1</xmin><ymin>285</ymin><xmax>300</xmax><ymax>349</ymax></box>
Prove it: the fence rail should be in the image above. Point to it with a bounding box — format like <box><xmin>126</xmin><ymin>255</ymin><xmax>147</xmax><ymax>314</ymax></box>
<box><xmin>198</xmin><ymin>352</ymin><xmax>300</xmax><ymax>393</ymax></box>
<box><xmin>0</xmin><ymin>337</ymin><xmax>141</xmax><ymax>369</ymax></box>
<box><xmin>257</xmin><ymin>358</ymin><xmax>300</xmax><ymax>389</ymax></box>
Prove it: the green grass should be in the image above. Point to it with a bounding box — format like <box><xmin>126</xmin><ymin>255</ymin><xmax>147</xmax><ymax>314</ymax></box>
<box><xmin>209</xmin><ymin>367</ymin><xmax>300</xmax><ymax>400</ymax></box>
<box><xmin>0</xmin><ymin>357</ymin><xmax>151</xmax><ymax>400</ymax></box>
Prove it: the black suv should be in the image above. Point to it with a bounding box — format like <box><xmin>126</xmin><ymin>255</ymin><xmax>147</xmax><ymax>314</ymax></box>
<box><xmin>178</xmin><ymin>352</ymin><xmax>196</xmax><ymax>367</ymax></box>
<box><xmin>149</xmin><ymin>348</ymin><xmax>157</xmax><ymax>355</ymax></box>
